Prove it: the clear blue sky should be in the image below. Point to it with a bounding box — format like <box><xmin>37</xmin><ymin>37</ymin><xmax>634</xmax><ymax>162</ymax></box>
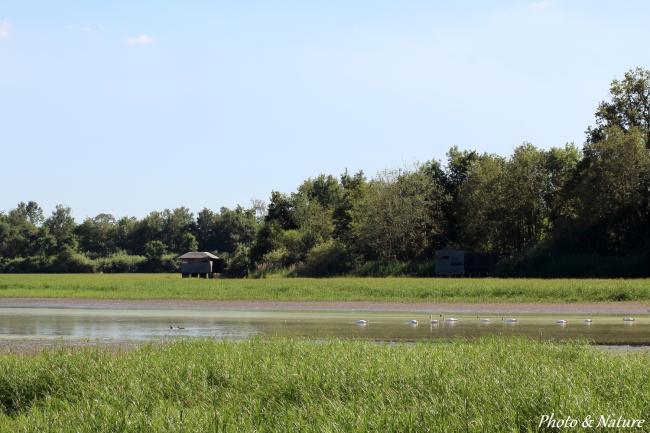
<box><xmin>1</xmin><ymin>1</ymin><xmax>649</xmax><ymax>219</ymax></box>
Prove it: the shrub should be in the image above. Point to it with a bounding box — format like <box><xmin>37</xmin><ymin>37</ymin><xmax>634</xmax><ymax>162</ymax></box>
<box><xmin>261</xmin><ymin>247</ymin><xmax>291</xmax><ymax>271</ymax></box>
<box><xmin>50</xmin><ymin>248</ymin><xmax>96</xmax><ymax>273</ymax></box>
<box><xmin>223</xmin><ymin>247</ymin><xmax>251</xmax><ymax>278</ymax></box>
<box><xmin>296</xmin><ymin>241</ymin><xmax>355</xmax><ymax>277</ymax></box>
<box><xmin>406</xmin><ymin>260</ymin><xmax>437</xmax><ymax>277</ymax></box>
<box><xmin>0</xmin><ymin>256</ymin><xmax>53</xmax><ymax>273</ymax></box>
<box><xmin>95</xmin><ymin>254</ymin><xmax>147</xmax><ymax>273</ymax></box>
<box><xmin>354</xmin><ymin>259</ymin><xmax>407</xmax><ymax>277</ymax></box>
<box><xmin>157</xmin><ymin>253</ymin><xmax>180</xmax><ymax>272</ymax></box>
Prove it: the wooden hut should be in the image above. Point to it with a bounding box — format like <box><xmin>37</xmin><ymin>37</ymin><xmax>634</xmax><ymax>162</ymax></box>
<box><xmin>434</xmin><ymin>249</ymin><xmax>501</xmax><ymax>277</ymax></box>
<box><xmin>434</xmin><ymin>249</ymin><xmax>465</xmax><ymax>276</ymax></box>
<box><xmin>178</xmin><ymin>251</ymin><xmax>221</xmax><ymax>278</ymax></box>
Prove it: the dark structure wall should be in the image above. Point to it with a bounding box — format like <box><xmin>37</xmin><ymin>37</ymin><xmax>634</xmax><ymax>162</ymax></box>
<box><xmin>463</xmin><ymin>252</ymin><xmax>500</xmax><ymax>277</ymax></box>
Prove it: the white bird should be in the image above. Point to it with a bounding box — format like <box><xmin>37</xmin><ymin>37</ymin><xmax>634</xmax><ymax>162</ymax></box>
<box><xmin>480</xmin><ymin>318</ymin><xmax>491</xmax><ymax>323</ymax></box>
<box><xmin>504</xmin><ymin>318</ymin><xmax>518</xmax><ymax>323</ymax></box>
<box><xmin>623</xmin><ymin>317</ymin><xmax>635</xmax><ymax>322</ymax></box>
<box><xmin>409</xmin><ymin>319</ymin><xmax>419</xmax><ymax>325</ymax></box>
<box><xmin>556</xmin><ymin>320</ymin><xmax>568</xmax><ymax>325</ymax></box>
<box><xmin>430</xmin><ymin>319</ymin><xmax>439</xmax><ymax>324</ymax></box>
<box><xmin>445</xmin><ymin>317</ymin><xmax>459</xmax><ymax>322</ymax></box>
<box><xmin>583</xmin><ymin>319</ymin><xmax>593</xmax><ymax>323</ymax></box>
<box><xmin>356</xmin><ymin>319</ymin><xmax>368</xmax><ymax>325</ymax></box>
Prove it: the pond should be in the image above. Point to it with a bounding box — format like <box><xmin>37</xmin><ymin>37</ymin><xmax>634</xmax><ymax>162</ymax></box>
<box><xmin>1</xmin><ymin>307</ymin><xmax>649</xmax><ymax>346</ymax></box>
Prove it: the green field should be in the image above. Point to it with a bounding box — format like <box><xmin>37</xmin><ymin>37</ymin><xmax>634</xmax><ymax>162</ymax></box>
<box><xmin>1</xmin><ymin>274</ymin><xmax>650</xmax><ymax>302</ymax></box>
<box><xmin>0</xmin><ymin>338</ymin><xmax>647</xmax><ymax>432</ymax></box>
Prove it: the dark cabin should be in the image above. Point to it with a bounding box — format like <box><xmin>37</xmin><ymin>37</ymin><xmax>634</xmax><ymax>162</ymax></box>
<box><xmin>178</xmin><ymin>251</ymin><xmax>221</xmax><ymax>278</ymax></box>
<box><xmin>434</xmin><ymin>249</ymin><xmax>501</xmax><ymax>277</ymax></box>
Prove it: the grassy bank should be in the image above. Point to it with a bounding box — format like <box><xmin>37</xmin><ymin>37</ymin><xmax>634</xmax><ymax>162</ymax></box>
<box><xmin>1</xmin><ymin>274</ymin><xmax>650</xmax><ymax>302</ymax></box>
<box><xmin>0</xmin><ymin>338</ymin><xmax>647</xmax><ymax>432</ymax></box>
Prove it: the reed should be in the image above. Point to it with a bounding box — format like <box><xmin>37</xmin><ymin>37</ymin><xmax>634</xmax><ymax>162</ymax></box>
<box><xmin>0</xmin><ymin>338</ymin><xmax>648</xmax><ymax>432</ymax></box>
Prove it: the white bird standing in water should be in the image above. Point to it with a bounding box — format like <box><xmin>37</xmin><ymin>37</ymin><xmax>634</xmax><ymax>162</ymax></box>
<box><xmin>356</xmin><ymin>319</ymin><xmax>368</xmax><ymax>325</ymax></box>
<box><xmin>409</xmin><ymin>319</ymin><xmax>419</xmax><ymax>325</ymax></box>
<box><xmin>556</xmin><ymin>319</ymin><xmax>568</xmax><ymax>325</ymax></box>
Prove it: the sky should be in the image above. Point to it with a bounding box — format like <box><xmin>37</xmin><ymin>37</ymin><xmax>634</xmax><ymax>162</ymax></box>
<box><xmin>1</xmin><ymin>1</ymin><xmax>649</xmax><ymax>220</ymax></box>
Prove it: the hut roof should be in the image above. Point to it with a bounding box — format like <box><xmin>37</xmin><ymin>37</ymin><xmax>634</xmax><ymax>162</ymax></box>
<box><xmin>178</xmin><ymin>251</ymin><xmax>220</xmax><ymax>260</ymax></box>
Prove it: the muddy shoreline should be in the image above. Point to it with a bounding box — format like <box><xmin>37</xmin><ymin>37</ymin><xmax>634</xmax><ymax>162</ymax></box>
<box><xmin>1</xmin><ymin>297</ymin><xmax>648</xmax><ymax>314</ymax></box>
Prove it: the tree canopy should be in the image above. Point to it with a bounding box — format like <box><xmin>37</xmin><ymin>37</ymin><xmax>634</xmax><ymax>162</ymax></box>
<box><xmin>1</xmin><ymin>68</ymin><xmax>649</xmax><ymax>277</ymax></box>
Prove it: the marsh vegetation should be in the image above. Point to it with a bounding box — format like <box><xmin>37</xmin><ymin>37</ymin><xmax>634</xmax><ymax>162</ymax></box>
<box><xmin>0</xmin><ymin>338</ymin><xmax>648</xmax><ymax>432</ymax></box>
<box><xmin>1</xmin><ymin>274</ymin><xmax>650</xmax><ymax>302</ymax></box>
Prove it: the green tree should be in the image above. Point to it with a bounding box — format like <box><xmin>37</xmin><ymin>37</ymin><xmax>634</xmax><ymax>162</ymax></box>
<box><xmin>543</xmin><ymin>143</ymin><xmax>581</xmax><ymax>228</ymax></box>
<box><xmin>587</xmin><ymin>67</ymin><xmax>650</xmax><ymax>148</ymax></box>
<box><xmin>352</xmin><ymin>169</ymin><xmax>445</xmax><ymax>260</ymax></box>
<box><xmin>161</xmin><ymin>207</ymin><xmax>195</xmax><ymax>253</ymax></box>
<box><xmin>297</xmin><ymin>174</ymin><xmax>343</xmax><ymax>209</ymax></box>
<box><xmin>266</xmin><ymin>191</ymin><xmax>297</xmax><ymax>230</ymax></box>
<box><xmin>422</xmin><ymin>148</ymin><xmax>479</xmax><ymax>247</ymax></box>
<box><xmin>456</xmin><ymin>154</ymin><xmax>508</xmax><ymax>253</ymax></box>
<box><xmin>130</xmin><ymin>212</ymin><xmax>165</xmax><ymax>255</ymax></box>
<box><xmin>332</xmin><ymin>170</ymin><xmax>367</xmax><ymax>245</ymax></box>
<box><xmin>44</xmin><ymin>205</ymin><xmax>77</xmax><ymax>250</ymax></box>
<box><xmin>559</xmin><ymin>127</ymin><xmax>650</xmax><ymax>253</ymax></box>
<box><xmin>180</xmin><ymin>232</ymin><xmax>198</xmax><ymax>252</ymax></box>
<box><xmin>75</xmin><ymin>214</ymin><xmax>117</xmax><ymax>256</ymax></box>
<box><xmin>196</xmin><ymin>206</ymin><xmax>257</xmax><ymax>253</ymax></box>
<box><xmin>144</xmin><ymin>240</ymin><xmax>167</xmax><ymax>260</ymax></box>
<box><xmin>501</xmin><ymin>143</ymin><xmax>550</xmax><ymax>252</ymax></box>
<box><xmin>0</xmin><ymin>203</ymin><xmax>42</xmax><ymax>258</ymax></box>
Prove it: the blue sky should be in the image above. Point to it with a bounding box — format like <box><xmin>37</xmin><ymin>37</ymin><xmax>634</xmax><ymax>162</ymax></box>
<box><xmin>1</xmin><ymin>1</ymin><xmax>649</xmax><ymax>219</ymax></box>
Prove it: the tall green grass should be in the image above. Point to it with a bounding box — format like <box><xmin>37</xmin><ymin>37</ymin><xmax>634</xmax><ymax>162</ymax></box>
<box><xmin>1</xmin><ymin>274</ymin><xmax>650</xmax><ymax>302</ymax></box>
<box><xmin>0</xmin><ymin>338</ymin><xmax>648</xmax><ymax>432</ymax></box>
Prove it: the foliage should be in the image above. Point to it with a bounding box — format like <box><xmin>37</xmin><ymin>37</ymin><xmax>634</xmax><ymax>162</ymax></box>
<box><xmin>351</xmin><ymin>169</ymin><xmax>445</xmax><ymax>261</ymax></box>
<box><xmin>2</xmin><ymin>274</ymin><xmax>650</xmax><ymax>303</ymax></box>
<box><xmin>354</xmin><ymin>260</ymin><xmax>407</xmax><ymax>277</ymax></box>
<box><xmin>95</xmin><ymin>253</ymin><xmax>147</xmax><ymax>273</ymax></box>
<box><xmin>0</xmin><ymin>338</ymin><xmax>649</xmax><ymax>432</ymax></box>
<box><xmin>222</xmin><ymin>246</ymin><xmax>251</xmax><ymax>278</ymax></box>
<box><xmin>1</xmin><ymin>68</ymin><xmax>650</xmax><ymax>276</ymax></box>
<box><xmin>296</xmin><ymin>240</ymin><xmax>354</xmax><ymax>276</ymax></box>
<box><xmin>587</xmin><ymin>67</ymin><xmax>650</xmax><ymax>148</ymax></box>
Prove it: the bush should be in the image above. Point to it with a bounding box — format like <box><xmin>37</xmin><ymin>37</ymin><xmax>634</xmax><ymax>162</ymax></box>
<box><xmin>223</xmin><ymin>247</ymin><xmax>251</xmax><ymax>278</ymax></box>
<box><xmin>261</xmin><ymin>247</ymin><xmax>290</xmax><ymax>271</ymax></box>
<box><xmin>296</xmin><ymin>241</ymin><xmax>355</xmax><ymax>277</ymax></box>
<box><xmin>95</xmin><ymin>254</ymin><xmax>147</xmax><ymax>273</ymax></box>
<box><xmin>142</xmin><ymin>253</ymin><xmax>179</xmax><ymax>273</ymax></box>
<box><xmin>50</xmin><ymin>248</ymin><xmax>96</xmax><ymax>273</ymax></box>
<box><xmin>354</xmin><ymin>259</ymin><xmax>407</xmax><ymax>277</ymax></box>
<box><xmin>406</xmin><ymin>260</ymin><xmax>437</xmax><ymax>277</ymax></box>
<box><xmin>0</xmin><ymin>256</ymin><xmax>53</xmax><ymax>273</ymax></box>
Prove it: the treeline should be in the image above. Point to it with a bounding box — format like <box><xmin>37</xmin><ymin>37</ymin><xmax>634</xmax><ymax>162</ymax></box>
<box><xmin>2</xmin><ymin>68</ymin><xmax>650</xmax><ymax>277</ymax></box>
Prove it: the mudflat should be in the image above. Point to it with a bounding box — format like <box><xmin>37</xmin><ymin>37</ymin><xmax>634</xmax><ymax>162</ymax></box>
<box><xmin>1</xmin><ymin>297</ymin><xmax>648</xmax><ymax>314</ymax></box>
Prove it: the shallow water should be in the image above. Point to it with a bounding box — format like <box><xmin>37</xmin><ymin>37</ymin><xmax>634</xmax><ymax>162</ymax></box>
<box><xmin>1</xmin><ymin>308</ymin><xmax>649</xmax><ymax>346</ymax></box>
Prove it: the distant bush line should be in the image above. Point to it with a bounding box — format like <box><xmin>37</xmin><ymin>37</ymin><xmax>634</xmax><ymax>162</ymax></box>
<box><xmin>1</xmin><ymin>68</ymin><xmax>650</xmax><ymax>278</ymax></box>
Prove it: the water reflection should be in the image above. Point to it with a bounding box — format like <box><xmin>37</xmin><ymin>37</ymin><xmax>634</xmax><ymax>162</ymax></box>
<box><xmin>0</xmin><ymin>308</ymin><xmax>649</xmax><ymax>345</ymax></box>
